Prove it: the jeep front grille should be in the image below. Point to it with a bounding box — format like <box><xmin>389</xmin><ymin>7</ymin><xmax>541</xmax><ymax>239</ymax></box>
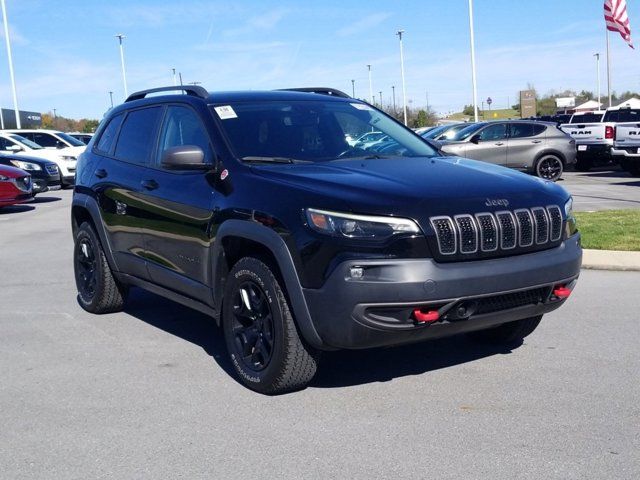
<box><xmin>430</xmin><ymin>206</ymin><xmax>563</xmax><ymax>257</ymax></box>
<box><xmin>45</xmin><ymin>164</ymin><xmax>59</xmax><ymax>175</ymax></box>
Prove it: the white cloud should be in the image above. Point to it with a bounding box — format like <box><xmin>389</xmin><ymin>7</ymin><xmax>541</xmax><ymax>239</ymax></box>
<box><xmin>336</xmin><ymin>12</ymin><xmax>392</xmax><ymax>37</ymax></box>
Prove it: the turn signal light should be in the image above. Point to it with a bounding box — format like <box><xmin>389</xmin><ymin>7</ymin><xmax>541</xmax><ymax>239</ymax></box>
<box><xmin>605</xmin><ymin>125</ymin><xmax>614</xmax><ymax>139</ymax></box>
<box><xmin>413</xmin><ymin>309</ymin><xmax>440</xmax><ymax>323</ymax></box>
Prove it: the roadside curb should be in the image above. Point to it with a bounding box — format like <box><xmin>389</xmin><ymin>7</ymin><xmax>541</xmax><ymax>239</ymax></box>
<box><xmin>581</xmin><ymin>249</ymin><xmax>640</xmax><ymax>272</ymax></box>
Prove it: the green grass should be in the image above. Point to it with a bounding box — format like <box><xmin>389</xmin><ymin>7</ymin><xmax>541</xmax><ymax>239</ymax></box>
<box><xmin>445</xmin><ymin>109</ymin><xmax>520</xmax><ymax>121</ymax></box>
<box><xmin>574</xmin><ymin>210</ymin><xmax>640</xmax><ymax>251</ymax></box>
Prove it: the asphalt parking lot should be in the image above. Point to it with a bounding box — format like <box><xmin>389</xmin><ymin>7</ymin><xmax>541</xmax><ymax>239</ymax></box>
<box><xmin>561</xmin><ymin>166</ymin><xmax>640</xmax><ymax>211</ymax></box>
<box><xmin>1</xmin><ymin>187</ymin><xmax>639</xmax><ymax>479</ymax></box>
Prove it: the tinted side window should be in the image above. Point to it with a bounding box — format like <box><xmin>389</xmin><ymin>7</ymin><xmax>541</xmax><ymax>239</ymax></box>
<box><xmin>604</xmin><ymin>108</ymin><xmax>640</xmax><ymax>123</ymax></box>
<box><xmin>157</xmin><ymin>105</ymin><xmax>212</xmax><ymax>166</ymax></box>
<box><xmin>95</xmin><ymin>114</ymin><xmax>124</xmax><ymax>154</ymax></box>
<box><xmin>33</xmin><ymin>133</ymin><xmax>59</xmax><ymax>148</ymax></box>
<box><xmin>114</xmin><ymin>107</ymin><xmax>163</xmax><ymax>165</ymax></box>
<box><xmin>0</xmin><ymin>137</ymin><xmax>12</xmax><ymax>150</ymax></box>
<box><xmin>532</xmin><ymin>124</ymin><xmax>546</xmax><ymax>136</ymax></box>
<box><xmin>509</xmin><ymin>123</ymin><xmax>534</xmax><ymax>138</ymax></box>
<box><xmin>478</xmin><ymin>123</ymin><xmax>507</xmax><ymax>141</ymax></box>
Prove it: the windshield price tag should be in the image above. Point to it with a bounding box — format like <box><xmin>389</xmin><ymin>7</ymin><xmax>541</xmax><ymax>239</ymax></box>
<box><xmin>351</xmin><ymin>103</ymin><xmax>372</xmax><ymax>111</ymax></box>
<box><xmin>214</xmin><ymin>105</ymin><xmax>238</xmax><ymax>120</ymax></box>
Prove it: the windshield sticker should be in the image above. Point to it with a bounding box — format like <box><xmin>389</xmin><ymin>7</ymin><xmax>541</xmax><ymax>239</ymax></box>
<box><xmin>214</xmin><ymin>105</ymin><xmax>238</xmax><ymax>120</ymax></box>
<box><xmin>351</xmin><ymin>103</ymin><xmax>372</xmax><ymax>111</ymax></box>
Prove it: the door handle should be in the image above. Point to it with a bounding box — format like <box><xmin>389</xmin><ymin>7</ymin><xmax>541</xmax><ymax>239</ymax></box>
<box><xmin>494</xmin><ymin>142</ymin><xmax>505</xmax><ymax>146</ymax></box>
<box><xmin>532</xmin><ymin>140</ymin><xmax>542</xmax><ymax>144</ymax></box>
<box><xmin>94</xmin><ymin>168</ymin><xmax>107</xmax><ymax>178</ymax></box>
<box><xmin>141</xmin><ymin>179</ymin><xmax>159</xmax><ymax>191</ymax></box>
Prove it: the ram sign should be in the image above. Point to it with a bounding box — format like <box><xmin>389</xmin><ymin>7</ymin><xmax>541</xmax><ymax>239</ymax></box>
<box><xmin>0</xmin><ymin>108</ymin><xmax>43</xmax><ymax>129</ymax></box>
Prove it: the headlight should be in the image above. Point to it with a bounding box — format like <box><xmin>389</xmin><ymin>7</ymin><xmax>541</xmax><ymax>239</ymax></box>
<box><xmin>0</xmin><ymin>175</ymin><xmax>8</xmax><ymax>181</ymax></box>
<box><xmin>564</xmin><ymin>197</ymin><xmax>578</xmax><ymax>237</ymax></box>
<box><xmin>59</xmin><ymin>155</ymin><xmax>77</xmax><ymax>161</ymax></box>
<box><xmin>305</xmin><ymin>208</ymin><xmax>420</xmax><ymax>240</ymax></box>
<box><xmin>10</xmin><ymin>160</ymin><xmax>42</xmax><ymax>171</ymax></box>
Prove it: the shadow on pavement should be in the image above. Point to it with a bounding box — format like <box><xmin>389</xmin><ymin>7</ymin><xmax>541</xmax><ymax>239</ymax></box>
<box><xmin>122</xmin><ymin>287</ymin><xmax>517</xmax><ymax>389</ymax></box>
<box><xmin>0</xmin><ymin>204</ymin><xmax>35</xmax><ymax>214</ymax></box>
<box><xmin>33</xmin><ymin>195</ymin><xmax>62</xmax><ymax>204</ymax></box>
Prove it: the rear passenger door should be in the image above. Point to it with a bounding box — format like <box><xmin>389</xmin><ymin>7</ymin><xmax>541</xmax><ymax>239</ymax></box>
<box><xmin>94</xmin><ymin>106</ymin><xmax>164</xmax><ymax>280</ymax></box>
<box><xmin>137</xmin><ymin>104</ymin><xmax>217</xmax><ymax>303</ymax></box>
<box><xmin>506</xmin><ymin>123</ymin><xmax>546</xmax><ymax>169</ymax></box>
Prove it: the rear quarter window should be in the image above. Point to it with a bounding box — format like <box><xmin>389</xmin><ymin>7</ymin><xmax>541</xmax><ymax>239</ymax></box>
<box><xmin>95</xmin><ymin>114</ymin><xmax>124</xmax><ymax>155</ymax></box>
<box><xmin>603</xmin><ymin>109</ymin><xmax>640</xmax><ymax>122</ymax></box>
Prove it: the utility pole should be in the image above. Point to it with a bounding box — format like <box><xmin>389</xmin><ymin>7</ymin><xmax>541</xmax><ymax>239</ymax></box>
<box><xmin>392</xmin><ymin>86</ymin><xmax>396</xmax><ymax>114</ymax></box>
<box><xmin>1</xmin><ymin>0</ymin><xmax>21</xmax><ymax>128</ymax></box>
<box><xmin>367</xmin><ymin>64</ymin><xmax>373</xmax><ymax>104</ymax></box>
<box><xmin>606</xmin><ymin>31</ymin><xmax>612</xmax><ymax>107</ymax></box>
<box><xmin>397</xmin><ymin>29</ymin><xmax>408</xmax><ymax>125</ymax></box>
<box><xmin>594</xmin><ymin>53</ymin><xmax>602</xmax><ymax>108</ymax></box>
<box><xmin>351</xmin><ymin>79</ymin><xmax>355</xmax><ymax>98</ymax></box>
<box><xmin>53</xmin><ymin>108</ymin><xmax>57</xmax><ymax>118</ymax></box>
<box><xmin>467</xmin><ymin>0</ymin><xmax>479</xmax><ymax>122</ymax></box>
<box><xmin>109</xmin><ymin>91</ymin><xmax>114</xmax><ymax>109</ymax></box>
<box><xmin>115</xmin><ymin>34</ymin><xmax>128</xmax><ymax>98</ymax></box>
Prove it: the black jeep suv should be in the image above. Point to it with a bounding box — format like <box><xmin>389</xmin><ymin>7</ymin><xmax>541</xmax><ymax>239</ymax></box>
<box><xmin>72</xmin><ymin>86</ymin><xmax>582</xmax><ymax>394</ymax></box>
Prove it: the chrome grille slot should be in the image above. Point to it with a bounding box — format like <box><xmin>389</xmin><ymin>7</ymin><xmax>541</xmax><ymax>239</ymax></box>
<box><xmin>495</xmin><ymin>211</ymin><xmax>517</xmax><ymax>250</ymax></box>
<box><xmin>45</xmin><ymin>164</ymin><xmax>59</xmax><ymax>175</ymax></box>
<box><xmin>531</xmin><ymin>207</ymin><xmax>549</xmax><ymax>244</ymax></box>
<box><xmin>547</xmin><ymin>206</ymin><xmax>562</xmax><ymax>241</ymax></box>
<box><xmin>514</xmin><ymin>209</ymin><xmax>534</xmax><ymax>247</ymax></box>
<box><xmin>430</xmin><ymin>217</ymin><xmax>456</xmax><ymax>255</ymax></box>
<box><xmin>454</xmin><ymin>215</ymin><xmax>478</xmax><ymax>254</ymax></box>
<box><xmin>475</xmin><ymin>213</ymin><xmax>498</xmax><ymax>252</ymax></box>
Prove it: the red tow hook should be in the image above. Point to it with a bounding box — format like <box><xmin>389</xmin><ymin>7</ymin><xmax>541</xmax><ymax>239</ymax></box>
<box><xmin>413</xmin><ymin>308</ymin><xmax>440</xmax><ymax>324</ymax></box>
<box><xmin>553</xmin><ymin>286</ymin><xmax>572</xmax><ymax>299</ymax></box>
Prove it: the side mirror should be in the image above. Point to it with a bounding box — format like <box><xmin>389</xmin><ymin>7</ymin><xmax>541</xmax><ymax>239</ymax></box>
<box><xmin>470</xmin><ymin>135</ymin><xmax>481</xmax><ymax>144</ymax></box>
<box><xmin>161</xmin><ymin>145</ymin><xmax>208</xmax><ymax>170</ymax></box>
<box><xmin>7</xmin><ymin>144</ymin><xmax>22</xmax><ymax>152</ymax></box>
<box><xmin>56</xmin><ymin>142</ymin><xmax>65</xmax><ymax>149</ymax></box>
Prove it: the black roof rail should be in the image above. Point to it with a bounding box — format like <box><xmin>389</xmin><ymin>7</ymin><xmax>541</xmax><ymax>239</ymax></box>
<box><xmin>125</xmin><ymin>85</ymin><xmax>209</xmax><ymax>102</ymax></box>
<box><xmin>277</xmin><ymin>87</ymin><xmax>351</xmax><ymax>98</ymax></box>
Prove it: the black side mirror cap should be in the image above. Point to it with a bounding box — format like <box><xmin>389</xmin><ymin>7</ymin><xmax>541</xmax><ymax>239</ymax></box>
<box><xmin>161</xmin><ymin>145</ymin><xmax>209</xmax><ymax>170</ymax></box>
<box><xmin>470</xmin><ymin>135</ymin><xmax>480</xmax><ymax>144</ymax></box>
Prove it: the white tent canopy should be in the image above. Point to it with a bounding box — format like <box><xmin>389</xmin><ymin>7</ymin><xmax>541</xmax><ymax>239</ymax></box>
<box><xmin>574</xmin><ymin>100</ymin><xmax>603</xmax><ymax>112</ymax></box>
<box><xmin>616</xmin><ymin>97</ymin><xmax>640</xmax><ymax>109</ymax></box>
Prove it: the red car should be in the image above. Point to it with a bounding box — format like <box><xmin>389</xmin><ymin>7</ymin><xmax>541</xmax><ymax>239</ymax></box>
<box><xmin>0</xmin><ymin>164</ymin><xmax>33</xmax><ymax>208</ymax></box>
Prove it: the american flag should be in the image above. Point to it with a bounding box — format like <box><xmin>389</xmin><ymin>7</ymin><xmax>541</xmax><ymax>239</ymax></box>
<box><xmin>604</xmin><ymin>0</ymin><xmax>634</xmax><ymax>48</ymax></box>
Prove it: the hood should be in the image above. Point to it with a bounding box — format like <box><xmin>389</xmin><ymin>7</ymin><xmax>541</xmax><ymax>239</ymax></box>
<box><xmin>16</xmin><ymin>148</ymin><xmax>77</xmax><ymax>162</ymax></box>
<box><xmin>0</xmin><ymin>164</ymin><xmax>30</xmax><ymax>179</ymax></box>
<box><xmin>252</xmin><ymin>156</ymin><xmax>569</xmax><ymax>220</ymax></box>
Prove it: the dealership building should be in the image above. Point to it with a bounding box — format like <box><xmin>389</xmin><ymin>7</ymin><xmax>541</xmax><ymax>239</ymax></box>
<box><xmin>0</xmin><ymin>108</ymin><xmax>43</xmax><ymax>129</ymax></box>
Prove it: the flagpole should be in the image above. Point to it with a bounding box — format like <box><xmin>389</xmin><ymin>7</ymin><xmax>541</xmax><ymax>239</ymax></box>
<box><xmin>606</xmin><ymin>30</ymin><xmax>612</xmax><ymax>108</ymax></box>
<box><xmin>468</xmin><ymin>0</ymin><xmax>479</xmax><ymax>122</ymax></box>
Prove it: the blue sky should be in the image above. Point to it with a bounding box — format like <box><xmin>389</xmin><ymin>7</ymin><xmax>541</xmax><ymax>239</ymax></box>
<box><xmin>0</xmin><ymin>0</ymin><xmax>638</xmax><ymax>119</ymax></box>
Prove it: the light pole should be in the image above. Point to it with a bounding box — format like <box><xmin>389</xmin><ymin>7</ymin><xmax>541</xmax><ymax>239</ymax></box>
<box><xmin>594</xmin><ymin>53</ymin><xmax>601</xmax><ymax>108</ymax></box>
<box><xmin>392</xmin><ymin>85</ymin><xmax>396</xmax><ymax>114</ymax></box>
<box><xmin>367</xmin><ymin>64</ymin><xmax>373</xmax><ymax>104</ymax></box>
<box><xmin>172</xmin><ymin>68</ymin><xmax>177</xmax><ymax>86</ymax></box>
<box><xmin>396</xmin><ymin>29</ymin><xmax>408</xmax><ymax>125</ymax></box>
<box><xmin>108</xmin><ymin>91</ymin><xmax>114</xmax><ymax>109</ymax></box>
<box><xmin>115</xmin><ymin>34</ymin><xmax>128</xmax><ymax>98</ymax></box>
<box><xmin>1</xmin><ymin>0</ymin><xmax>21</xmax><ymax>128</ymax></box>
<box><xmin>179</xmin><ymin>72</ymin><xmax>183</xmax><ymax>86</ymax></box>
<box><xmin>53</xmin><ymin>108</ymin><xmax>57</xmax><ymax>119</ymax></box>
<box><xmin>379</xmin><ymin>91</ymin><xmax>383</xmax><ymax>108</ymax></box>
<box><xmin>467</xmin><ymin>0</ymin><xmax>479</xmax><ymax>122</ymax></box>
<box><xmin>351</xmin><ymin>79</ymin><xmax>355</xmax><ymax>98</ymax></box>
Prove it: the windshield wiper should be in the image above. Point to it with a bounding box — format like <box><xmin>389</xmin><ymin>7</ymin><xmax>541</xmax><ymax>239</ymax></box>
<box><xmin>241</xmin><ymin>156</ymin><xmax>310</xmax><ymax>164</ymax></box>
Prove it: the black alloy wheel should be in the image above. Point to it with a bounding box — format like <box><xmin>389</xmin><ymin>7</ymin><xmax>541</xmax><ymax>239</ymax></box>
<box><xmin>536</xmin><ymin>155</ymin><xmax>563</xmax><ymax>181</ymax></box>
<box><xmin>75</xmin><ymin>237</ymin><xmax>98</xmax><ymax>301</ymax></box>
<box><xmin>230</xmin><ymin>280</ymin><xmax>275</xmax><ymax>371</ymax></box>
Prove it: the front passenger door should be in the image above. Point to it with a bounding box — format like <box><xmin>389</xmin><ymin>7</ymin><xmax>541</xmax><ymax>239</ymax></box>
<box><xmin>466</xmin><ymin>123</ymin><xmax>508</xmax><ymax>166</ymax></box>
<box><xmin>138</xmin><ymin>104</ymin><xmax>217</xmax><ymax>304</ymax></box>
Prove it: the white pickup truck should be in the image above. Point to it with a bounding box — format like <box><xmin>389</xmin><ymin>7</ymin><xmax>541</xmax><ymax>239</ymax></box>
<box><xmin>560</xmin><ymin>111</ymin><xmax>614</xmax><ymax>171</ymax></box>
<box><xmin>612</xmin><ymin>119</ymin><xmax>640</xmax><ymax>177</ymax></box>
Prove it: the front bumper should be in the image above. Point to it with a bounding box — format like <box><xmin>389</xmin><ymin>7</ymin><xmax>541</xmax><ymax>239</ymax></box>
<box><xmin>31</xmin><ymin>173</ymin><xmax>61</xmax><ymax>194</ymax></box>
<box><xmin>303</xmin><ymin>235</ymin><xmax>582</xmax><ymax>349</ymax></box>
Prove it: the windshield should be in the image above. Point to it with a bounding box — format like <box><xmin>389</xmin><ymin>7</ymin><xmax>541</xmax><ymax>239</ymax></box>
<box><xmin>421</xmin><ymin>125</ymin><xmax>449</xmax><ymax>139</ymax></box>
<box><xmin>570</xmin><ymin>113</ymin><xmax>603</xmax><ymax>123</ymax></box>
<box><xmin>213</xmin><ymin>100</ymin><xmax>438</xmax><ymax>162</ymax></box>
<box><xmin>451</xmin><ymin>123</ymin><xmax>485</xmax><ymax>141</ymax></box>
<box><xmin>603</xmin><ymin>108</ymin><xmax>640</xmax><ymax>122</ymax></box>
<box><xmin>8</xmin><ymin>134</ymin><xmax>43</xmax><ymax>150</ymax></box>
<box><xmin>56</xmin><ymin>132</ymin><xmax>86</xmax><ymax>147</ymax></box>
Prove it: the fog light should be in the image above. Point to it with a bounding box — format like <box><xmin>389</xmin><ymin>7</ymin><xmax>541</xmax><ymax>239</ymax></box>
<box><xmin>350</xmin><ymin>267</ymin><xmax>364</xmax><ymax>279</ymax></box>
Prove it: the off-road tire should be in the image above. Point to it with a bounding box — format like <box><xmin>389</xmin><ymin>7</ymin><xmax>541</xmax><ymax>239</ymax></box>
<box><xmin>467</xmin><ymin>315</ymin><xmax>542</xmax><ymax>345</ymax></box>
<box><xmin>74</xmin><ymin>222</ymin><xmax>127</xmax><ymax>314</ymax></box>
<box><xmin>222</xmin><ymin>256</ymin><xmax>320</xmax><ymax>394</ymax></box>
